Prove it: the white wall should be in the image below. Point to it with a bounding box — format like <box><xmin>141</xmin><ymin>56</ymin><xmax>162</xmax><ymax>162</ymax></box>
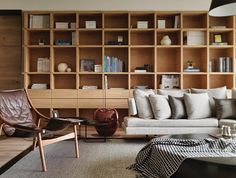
<box><xmin>0</xmin><ymin>0</ymin><xmax>211</xmax><ymax>11</ymax></box>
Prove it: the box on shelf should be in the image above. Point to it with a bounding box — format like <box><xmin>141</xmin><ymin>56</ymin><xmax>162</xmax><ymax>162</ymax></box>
<box><xmin>29</xmin><ymin>15</ymin><xmax>50</xmax><ymax>28</ymax></box>
<box><xmin>137</xmin><ymin>21</ymin><xmax>148</xmax><ymax>29</ymax></box>
<box><xmin>185</xmin><ymin>31</ymin><xmax>205</xmax><ymax>45</ymax></box>
<box><xmin>160</xmin><ymin>75</ymin><xmax>179</xmax><ymax>89</ymax></box>
<box><xmin>94</xmin><ymin>64</ymin><xmax>102</xmax><ymax>72</ymax></box>
<box><xmin>82</xmin><ymin>85</ymin><xmax>98</xmax><ymax>90</ymax></box>
<box><xmin>157</xmin><ymin>20</ymin><xmax>166</xmax><ymax>29</ymax></box>
<box><xmin>85</xmin><ymin>21</ymin><xmax>96</xmax><ymax>29</ymax></box>
<box><xmin>70</xmin><ymin>22</ymin><xmax>76</xmax><ymax>29</ymax></box>
<box><xmin>31</xmin><ymin>83</ymin><xmax>47</xmax><ymax>89</ymax></box>
<box><xmin>37</xmin><ymin>57</ymin><xmax>50</xmax><ymax>72</ymax></box>
<box><xmin>80</xmin><ymin>59</ymin><xmax>95</xmax><ymax>72</ymax></box>
<box><xmin>55</xmin><ymin>22</ymin><xmax>69</xmax><ymax>29</ymax></box>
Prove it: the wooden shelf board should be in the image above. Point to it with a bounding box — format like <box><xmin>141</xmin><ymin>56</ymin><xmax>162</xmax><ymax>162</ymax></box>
<box><xmin>53</xmin><ymin>45</ymin><xmax>77</xmax><ymax>48</ymax></box>
<box><xmin>104</xmin><ymin>45</ymin><xmax>129</xmax><ymax>48</ymax></box>
<box><xmin>25</xmin><ymin>28</ymin><xmax>51</xmax><ymax>31</ymax></box>
<box><xmin>104</xmin><ymin>28</ymin><xmax>129</xmax><ymax>31</ymax></box>
<box><xmin>26</xmin><ymin>45</ymin><xmax>51</xmax><ymax>48</ymax></box>
<box><xmin>156</xmin><ymin>28</ymin><xmax>181</xmax><ymax>32</ymax></box>
<box><xmin>182</xmin><ymin>28</ymin><xmax>207</xmax><ymax>31</ymax></box>
<box><xmin>182</xmin><ymin>72</ymin><xmax>207</xmax><ymax>75</ymax></box>
<box><xmin>130</xmin><ymin>28</ymin><xmax>155</xmax><ymax>31</ymax></box>
<box><xmin>156</xmin><ymin>45</ymin><xmax>181</xmax><ymax>48</ymax></box>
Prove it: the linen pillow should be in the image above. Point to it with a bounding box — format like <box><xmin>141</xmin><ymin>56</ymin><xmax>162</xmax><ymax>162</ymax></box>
<box><xmin>168</xmin><ymin>96</ymin><xmax>187</xmax><ymax>119</ymax></box>
<box><xmin>133</xmin><ymin>89</ymin><xmax>155</xmax><ymax>119</ymax></box>
<box><xmin>214</xmin><ymin>98</ymin><xmax>236</xmax><ymax>119</ymax></box>
<box><xmin>191</xmin><ymin>86</ymin><xmax>227</xmax><ymax>116</ymax></box>
<box><xmin>157</xmin><ymin>89</ymin><xmax>190</xmax><ymax>97</ymax></box>
<box><xmin>184</xmin><ymin>93</ymin><xmax>212</xmax><ymax>119</ymax></box>
<box><xmin>148</xmin><ymin>94</ymin><xmax>171</xmax><ymax>120</ymax></box>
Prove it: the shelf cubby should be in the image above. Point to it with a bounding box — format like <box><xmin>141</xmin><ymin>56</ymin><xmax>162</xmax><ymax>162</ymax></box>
<box><xmin>52</xmin><ymin>108</ymin><xmax>77</xmax><ymax>117</ymax></box>
<box><xmin>104</xmin><ymin>30</ymin><xmax>128</xmax><ymax>45</ymax></box>
<box><xmin>79</xmin><ymin>13</ymin><xmax>102</xmax><ymax>29</ymax></box>
<box><xmin>54</xmin><ymin>31</ymin><xmax>76</xmax><ymax>45</ymax></box>
<box><xmin>106</xmin><ymin>74</ymin><xmax>128</xmax><ymax>89</ymax></box>
<box><xmin>104</xmin><ymin>47</ymin><xmax>128</xmax><ymax>72</ymax></box>
<box><xmin>130</xmin><ymin>74</ymin><xmax>155</xmax><ymax>89</ymax></box>
<box><xmin>156</xmin><ymin>13</ymin><xmax>181</xmax><ymax>29</ymax></box>
<box><xmin>130</xmin><ymin>13</ymin><xmax>154</xmax><ymax>29</ymax></box>
<box><xmin>157</xmin><ymin>74</ymin><xmax>181</xmax><ymax>89</ymax></box>
<box><xmin>209</xmin><ymin>30</ymin><xmax>234</xmax><ymax>45</ymax></box>
<box><xmin>183</xmin><ymin>30</ymin><xmax>207</xmax><ymax>46</ymax></box>
<box><xmin>53</xmin><ymin>13</ymin><xmax>76</xmax><ymax>29</ymax></box>
<box><xmin>79</xmin><ymin>31</ymin><xmax>102</xmax><ymax>45</ymax></box>
<box><xmin>182</xmin><ymin>13</ymin><xmax>207</xmax><ymax>28</ymax></box>
<box><xmin>209</xmin><ymin>74</ymin><xmax>234</xmax><ymax>88</ymax></box>
<box><xmin>54</xmin><ymin>47</ymin><xmax>76</xmax><ymax>72</ymax></box>
<box><xmin>157</xmin><ymin>31</ymin><xmax>181</xmax><ymax>45</ymax></box>
<box><xmin>156</xmin><ymin>48</ymin><xmax>181</xmax><ymax>72</ymax></box>
<box><xmin>26</xmin><ymin>74</ymin><xmax>50</xmax><ymax>89</ymax></box>
<box><xmin>183</xmin><ymin>74</ymin><xmax>207</xmax><ymax>89</ymax></box>
<box><xmin>26</xmin><ymin>48</ymin><xmax>50</xmax><ymax>72</ymax></box>
<box><xmin>27</xmin><ymin>30</ymin><xmax>50</xmax><ymax>45</ymax></box>
<box><xmin>130</xmin><ymin>47</ymin><xmax>154</xmax><ymax>72</ymax></box>
<box><xmin>209</xmin><ymin>16</ymin><xmax>234</xmax><ymax>28</ymax></box>
<box><xmin>183</xmin><ymin>47</ymin><xmax>207</xmax><ymax>72</ymax></box>
<box><xmin>104</xmin><ymin>13</ymin><xmax>128</xmax><ymax>28</ymax></box>
<box><xmin>79</xmin><ymin>74</ymin><xmax>103</xmax><ymax>89</ymax></box>
<box><xmin>54</xmin><ymin>74</ymin><xmax>77</xmax><ymax>89</ymax></box>
<box><xmin>130</xmin><ymin>31</ymin><xmax>154</xmax><ymax>45</ymax></box>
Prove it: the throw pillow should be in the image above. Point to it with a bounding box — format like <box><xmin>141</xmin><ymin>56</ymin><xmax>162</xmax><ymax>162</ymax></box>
<box><xmin>214</xmin><ymin>98</ymin><xmax>236</xmax><ymax>119</ymax></box>
<box><xmin>184</xmin><ymin>93</ymin><xmax>212</xmax><ymax>119</ymax></box>
<box><xmin>191</xmin><ymin>86</ymin><xmax>227</xmax><ymax>116</ymax></box>
<box><xmin>157</xmin><ymin>89</ymin><xmax>190</xmax><ymax>97</ymax></box>
<box><xmin>133</xmin><ymin>89</ymin><xmax>154</xmax><ymax>119</ymax></box>
<box><xmin>168</xmin><ymin>96</ymin><xmax>187</xmax><ymax>119</ymax></box>
<box><xmin>148</xmin><ymin>94</ymin><xmax>171</xmax><ymax>120</ymax></box>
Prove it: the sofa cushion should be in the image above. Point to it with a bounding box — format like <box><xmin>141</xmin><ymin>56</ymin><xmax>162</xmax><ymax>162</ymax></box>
<box><xmin>169</xmin><ymin>96</ymin><xmax>187</xmax><ymax>119</ymax></box>
<box><xmin>124</xmin><ymin>117</ymin><xmax>218</xmax><ymax>127</ymax></box>
<box><xmin>191</xmin><ymin>86</ymin><xmax>227</xmax><ymax>116</ymax></box>
<box><xmin>149</xmin><ymin>94</ymin><xmax>171</xmax><ymax>120</ymax></box>
<box><xmin>157</xmin><ymin>89</ymin><xmax>189</xmax><ymax>97</ymax></box>
<box><xmin>214</xmin><ymin>98</ymin><xmax>236</xmax><ymax>119</ymax></box>
<box><xmin>133</xmin><ymin>89</ymin><xmax>154</xmax><ymax>119</ymax></box>
<box><xmin>128</xmin><ymin>98</ymin><xmax>137</xmax><ymax>116</ymax></box>
<box><xmin>184</xmin><ymin>93</ymin><xmax>212</xmax><ymax>119</ymax></box>
<box><xmin>219</xmin><ymin>119</ymin><xmax>236</xmax><ymax>129</ymax></box>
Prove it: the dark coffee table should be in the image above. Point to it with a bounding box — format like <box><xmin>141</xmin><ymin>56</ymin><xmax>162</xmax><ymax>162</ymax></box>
<box><xmin>165</xmin><ymin>134</ymin><xmax>236</xmax><ymax>178</ymax></box>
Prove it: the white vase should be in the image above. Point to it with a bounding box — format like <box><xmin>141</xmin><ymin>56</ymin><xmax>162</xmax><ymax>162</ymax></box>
<box><xmin>58</xmin><ymin>63</ymin><xmax>68</xmax><ymax>72</ymax></box>
<box><xmin>160</xmin><ymin>35</ymin><xmax>172</xmax><ymax>45</ymax></box>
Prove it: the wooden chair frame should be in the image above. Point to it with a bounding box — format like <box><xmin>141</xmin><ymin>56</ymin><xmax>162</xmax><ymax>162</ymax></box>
<box><xmin>0</xmin><ymin>89</ymin><xmax>79</xmax><ymax>172</ymax></box>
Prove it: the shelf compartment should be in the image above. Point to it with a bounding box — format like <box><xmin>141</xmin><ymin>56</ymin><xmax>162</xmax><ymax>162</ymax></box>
<box><xmin>27</xmin><ymin>31</ymin><xmax>50</xmax><ymax>45</ymax></box>
<box><xmin>130</xmin><ymin>74</ymin><xmax>155</xmax><ymax>89</ymax></box>
<box><xmin>209</xmin><ymin>74</ymin><xmax>233</xmax><ymax>89</ymax></box>
<box><xmin>104</xmin><ymin>30</ymin><xmax>128</xmax><ymax>45</ymax></box>
<box><xmin>79</xmin><ymin>74</ymin><xmax>103</xmax><ymax>89</ymax></box>
<box><xmin>53</xmin><ymin>13</ymin><xmax>76</xmax><ymax>29</ymax></box>
<box><xmin>79</xmin><ymin>109</ymin><xmax>97</xmax><ymax>119</ymax></box>
<box><xmin>54</xmin><ymin>47</ymin><xmax>76</xmax><ymax>72</ymax></box>
<box><xmin>183</xmin><ymin>74</ymin><xmax>207</xmax><ymax>89</ymax></box>
<box><xmin>104</xmin><ymin>47</ymin><xmax>128</xmax><ymax>72</ymax></box>
<box><xmin>54</xmin><ymin>74</ymin><xmax>76</xmax><ymax>89</ymax></box>
<box><xmin>27</xmin><ymin>48</ymin><xmax>50</xmax><ymax>72</ymax></box>
<box><xmin>156</xmin><ymin>48</ymin><xmax>181</xmax><ymax>72</ymax></box>
<box><xmin>79</xmin><ymin>31</ymin><xmax>102</xmax><ymax>45</ymax></box>
<box><xmin>183</xmin><ymin>48</ymin><xmax>207</xmax><ymax>72</ymax></box>
<box><xmin>51</xmin><ymin>108</ymin><xmax>77</xmax><ymax>117</ymax></box>
<box><xmin>54</xmin><ymin>31</ymin><xmax>76</xmax><ymax>45</ymax></box>
<box><xmin>26</xmin><ymin>74</ymin><xmax>50</xmax><ymax>89</ymax></box>
<box><xmin>79</xmin><ymin>47</ymin><xmax>102</xmax><ymax>72</ymax></box>
<box><xmin>156</xmin><ymin>13</ymin><xmax>181</xmax><ymax>28</ymax></box>
<box><xmin>106</xmin><ymin>74</ymin><xmax>128</xmax><ymax>89</ymax></box>
<box><xmin>157</xmin><ymin>74</ymin><xmax>181</xmax><ymax>89</ymax></box>
<box><xmin>182</xmin><ymin>13</ymin><xmax>207</xmax><ymax>28</ymax></box>
<box><xmin>51</xmin><ymin>99</ymin><xmax>77</xmax><ymax>108</ymax></box>
<box><xmin>130</xmin><ymin>13</ymin><xmax>155</xmax><ymax>29</ymax></box>
<box><xmin>79</xmin><ymin>13</ymin><xmax>102</xmax><ymax>28</ymax></box>
<box><xmin>209</xmin><ymin>31</ymin><xmax>234</xmax><ymax>45</ymax></box>
<box><xmin>104</xmin><ymin>13</ymin><xmax>128</xmax><ymax>28</ymax></box>
<box><xmin>157</xmin><ymin>31</ymin><xmax>181</xmax><ymax>45</ymax></box>
<box><xmin>209</xmin><ymin>16</ymin><xmax>234</xmax><ymax>28</ymax></box>
<box><xmin>183</xmin><ymin>30</ymin><xmax>207</xmax><ymax>46</ymax></box>
<box><xmin>130</xmin><ymin>31</ymin><xmax>154</xmax><ymax>45</ymax></box>
<box><xmin>130</xmin><ymin>47</ymin><xmax>154</xmax><ymax>72</ymax></box>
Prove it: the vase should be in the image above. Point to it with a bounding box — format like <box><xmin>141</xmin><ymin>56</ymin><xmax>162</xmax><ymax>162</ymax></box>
<box><xmin>57</xmin><ymin>63</ymin><xmax>68</xmax><ymax>72</ymax></box>
<box><xmin>161</xmin><ymin>35</ymin><xmax>172</xmax><ymax>45</ymax></box>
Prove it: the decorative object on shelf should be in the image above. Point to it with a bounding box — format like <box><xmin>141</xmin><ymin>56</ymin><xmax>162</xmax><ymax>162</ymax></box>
<box><xmin>144</xmin><ymin>64</ymin><xmax>151</xmax><ymax>72</ymax></box>
<box><xmin>174</xmin><ymin>15</ymin><xmax>180</xmax><ymax>28</ymax></box>
<box><xmin>157</xmin><ymin>20</ymin><xmax>166</xmax><ymax>29</ymax></box>
<box><xmin>137</xmin><ymin>21</ymin><xmax>148</xmax><ymax>29</ymax></box>
<box><xmin>57</xmin><ymin>63</ymin><xmax>68</xmax><ymax>72</ymax></box>
<box><xmin>184</xmin><ymin>60</ymin><xmax>200</xmax><ymax>72</ymax></box>
<box><xmin>38</xmin><ymin>39</ymin><xmax>45</xmax><ymax>45</ymax></box>
<box><xmin>85</xmin><ymin>21</ymin><xmax>96</xmax><ymax>29</ymax></box>
<box><xmin>160</xmin><ymin>75</ymin><xmax>179</xmax><ymax>89</ymax></box>
<box><xmin>211</xmin><ymin>34</ymin><xmax>228</xmax><ymax>45</ymax></box>
<box><xmin>134</xmin><ymin>66</ymin><xmax>147</xmax><ymax>73</ymax></box>
<box><xmin>66</xmin><ymin>67</ymin><xmax>72</xmax><ymax>72</ymax></box>
<box><xmin>118</xmin><ymin>35</ymin><xmax>124</xmax><ymax>44</ymax></box>
<box><xmin>106</xmin><ymin>35</ymin><xmax>125</xmax><ymax>45</ymax></box>
<box><xmin>94</xmin><ymin>64</ymin><xmax>102</xmax><ymax>72</ymax></box>
<box><xmin>80</xmin><ymin>59</ymin><xmax>95</xmax><ymax>72</ymax></box>
<box><xmin>70</xmin><ymin>22</ymin><xmax>76</xmax><ymax>29</ymax></box>
<box><xmin>160</xmin><ymin>35</ymin><xmax>171</xmax><ymax>45</ymax></box>
<box><xmin>184</xmin><ymin>31</ymin><xmax>205</xmax><ymax>45</ymax></box>
<box><xmin>104</xmin><ymin>56</ymin><xmax>124</xmax><ymax>72</ymax></box>
<box><xmin>82</xmin><ymin>85</ymin><xmax>98</xmax><ymax>90</ymax></box>
<box><xmin>55</xmin><ymin>39</ymin><xmax>72</xmax><ymax>45</ymax></box>
<box><xmin>37</xmin><ymin>57</ymin><xmax>50</xmax><ymax>72</ymax></box>
<box><xmin>209</xmin><ymin>0</ymin><xmax>236</xmax><ymax>17</ymax></box>
<box><xmin>221</xmin><ymin>125</ymin><xmax>232</xmax><ymax>137</ymax></box>
<box><xmin>31</xmin><ymin>83</ymin><xmax>47</xmax><ymax>89</ymax></box>
<box><xmin>55</xmin><ymin>22</ymin><xmax>69</xmax><ymax>29</ymax></box>
<box><xmin>29</xmin><ymin>15</ymin><xmax>50</xmax><ymax>28</ymax></box>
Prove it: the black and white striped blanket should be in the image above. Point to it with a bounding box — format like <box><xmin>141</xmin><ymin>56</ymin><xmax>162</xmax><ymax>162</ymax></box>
<box><xmin>128</xmin><ymin>137</ymin><xmax>236</xmax><ymax>178</ymax></box>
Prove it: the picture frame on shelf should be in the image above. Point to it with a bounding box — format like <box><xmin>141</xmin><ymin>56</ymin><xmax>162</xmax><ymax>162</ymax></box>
<box><xmin>214</xmin><ymin>34</ymin><xmax>222</xmax><ymax>43</ymax></box>
<box><xmin>80</xmin><ymin>59</ymin><xmax>95</xmax><ymax>72</ymax></box>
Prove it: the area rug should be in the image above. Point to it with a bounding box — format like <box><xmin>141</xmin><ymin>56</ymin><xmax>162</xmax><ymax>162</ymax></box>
<box><xmin>1</xmin><ymin>139</ymin><xmax>146</xmax><ymax>178</ymax></box>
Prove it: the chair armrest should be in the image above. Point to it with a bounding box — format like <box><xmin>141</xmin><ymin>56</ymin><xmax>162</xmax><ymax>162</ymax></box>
<box><xmin>11</xmin><ymin>124</ymin><xmax>41</xmax><ymax>133</ymax></box>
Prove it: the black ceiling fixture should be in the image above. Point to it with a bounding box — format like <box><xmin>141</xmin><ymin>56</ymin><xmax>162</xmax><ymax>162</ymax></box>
<box><xmin>209</xmin><ymin>0</ymin><xmax>236</xmax><ymax>17</ymax></box>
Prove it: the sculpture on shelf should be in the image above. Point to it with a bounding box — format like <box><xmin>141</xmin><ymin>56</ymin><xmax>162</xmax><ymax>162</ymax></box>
<box><xmin>57</xmin><ymin>63</ymin><xmax>68</xmax><ymax>72</ymax></box>
<box><xmin>160</xmin><ymin>35</ymin><xmax>172</xmax><ymax>45</ymax></box>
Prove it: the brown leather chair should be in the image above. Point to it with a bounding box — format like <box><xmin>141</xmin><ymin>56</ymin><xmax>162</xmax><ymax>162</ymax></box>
<box><xmin>0</xmin><ymin>89</ymin><xmax>80</xmax><ymax>171</ymax></box>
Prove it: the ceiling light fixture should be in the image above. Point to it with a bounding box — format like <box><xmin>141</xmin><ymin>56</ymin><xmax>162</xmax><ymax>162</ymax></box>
<box><xmin>209</xmin><ymin>0</ymin><xmax>236</xmax><ymax>17</ymax></box>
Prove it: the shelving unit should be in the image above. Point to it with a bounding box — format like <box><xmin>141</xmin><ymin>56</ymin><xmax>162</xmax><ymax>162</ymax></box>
<box><xmin>23</xmin><ymin>11</ymin><xmax>236</xmax><ymax>126</ymax></box>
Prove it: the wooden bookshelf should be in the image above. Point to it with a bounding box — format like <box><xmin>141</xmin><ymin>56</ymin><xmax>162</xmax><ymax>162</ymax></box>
<box><xmin>23</xmin><ymin>11</ymin><xmax>236</xmax><ymax>125</ymax></box>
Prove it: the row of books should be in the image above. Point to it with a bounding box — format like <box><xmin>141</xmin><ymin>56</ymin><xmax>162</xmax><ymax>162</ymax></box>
<box><xmin>29</xmin><ymin>15</ymin><xmax>50</xmax><ymax>28</ymax></box>
<box><xmin>104</xmin><ymin>56</ymin><xmax>124</xmax><ymax>72</ymax></box>
<box><xmin>37</xmin><ymin>58</ymin><xmax>50</xmax><ymax>72</ymax></box>
<box><xmin>209</xmin><ymin>57</ymin><xmax>233</xmax><ymax>72</ymax></box>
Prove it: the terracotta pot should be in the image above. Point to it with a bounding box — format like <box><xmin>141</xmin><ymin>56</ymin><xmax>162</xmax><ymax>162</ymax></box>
<box><xmin>94</xmin><ymin>108</ymin><xmax>118</xmax><ymax>136</ymax></box>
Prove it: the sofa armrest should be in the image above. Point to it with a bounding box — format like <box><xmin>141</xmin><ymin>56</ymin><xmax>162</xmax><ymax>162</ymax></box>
<box><xmin>128</xmin><ymin>98</ymin><xmax>137</xmax><ymax>116</ymax></box>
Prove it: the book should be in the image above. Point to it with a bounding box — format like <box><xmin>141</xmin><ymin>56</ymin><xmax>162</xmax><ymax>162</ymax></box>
<box><xmin>37</xmin><ymin>57</ymin><xmax>50</xmax><ymax>72</ymax></box>
<box><xmin>29</xmin><ymin>15</ymin><xmax>50</xmax><ymax>28</ymax></box>
<box><xmin>174</xmin><ymin>15</ymin><xmax>179</xmax><ymax>28</ymax></box>
<box><xmin>134</xmin><ymin>69</ymin><xmax>147</xmax><ymax>73</ymax></box>
<box><xmin>72</xmin><ymin>32</ymin><xmax>76</xmax><ymax>45</ymax></box>
<box><xmin>104</xmin><ymin>55</ymin><xmax>124</xmax><ymax>72</ymax></box>
<box><xmin>80</xmin><ymin>59</ymin><xmax>95</xmax><ymax>72</ymax></box>
<box><xmin>82</xmin><ymin>86</ymin><xmax>98</xmax><ymax>90</ymax></box>
<box><xmin>184</xmin><ymin>68</ymin><xmax>200</xmax><ymax>72</ymax></box>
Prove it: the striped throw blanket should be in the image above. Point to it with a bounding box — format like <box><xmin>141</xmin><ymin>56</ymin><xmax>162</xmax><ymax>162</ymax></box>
<box><xmin>128</xmin><ymin>137</ymin><xmax>236</xmax><ymax>178</ymax></box>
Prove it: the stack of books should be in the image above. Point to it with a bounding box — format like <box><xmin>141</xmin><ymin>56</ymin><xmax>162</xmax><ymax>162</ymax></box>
<box><xmin>104</xmin><ymin>56</ymin><xmax>124</xmax><ymax>72</ymax></box>
<box><xmin>29</xmin><ymin>15</ymin><xmax>50</xmax><ymax>28</ymax></box>
<box><xmin>134</xmin><ymin>67</ymin><xmax>147</xmax><ymax>73</ymax></box>
<box><xmin>184</xmin><ymin>67</ymin><xmax>200</xmax><ymax>72</ymax></box>
<box><xmin>37</xmin><ymin>58</ymin><xmax>50</xmax><ymax>72</ymax></box>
